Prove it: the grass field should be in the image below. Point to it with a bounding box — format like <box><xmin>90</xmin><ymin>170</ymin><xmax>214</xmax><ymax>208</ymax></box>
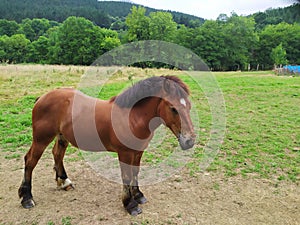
<box><xmin>0</xmin><ymin>65</ymin><xmax>299</xmax><ymax>183</ymax></box>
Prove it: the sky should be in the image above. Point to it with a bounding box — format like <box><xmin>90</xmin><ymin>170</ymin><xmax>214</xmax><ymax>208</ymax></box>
<box><xmin>130</xmin><ymin>0</ymin><xmax>295</xmax><ymax>20</ymax></box>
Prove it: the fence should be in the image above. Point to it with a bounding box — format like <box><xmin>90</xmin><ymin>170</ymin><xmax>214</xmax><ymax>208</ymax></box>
<box><xmin>276</xmin><ymin>65</ymin><xmax>300</xmax><ymax>76</ymax></box>
<box><xmin>283</xmin><ymin>65</ymin><xmax>300</xmax><ymax>75</ymax></box>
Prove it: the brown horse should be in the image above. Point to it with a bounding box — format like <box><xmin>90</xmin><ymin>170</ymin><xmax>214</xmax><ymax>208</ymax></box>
<box><xmin>18</xmin><ymin>75</ymin><xmax>195</xmax><ymax>216</ymax></box>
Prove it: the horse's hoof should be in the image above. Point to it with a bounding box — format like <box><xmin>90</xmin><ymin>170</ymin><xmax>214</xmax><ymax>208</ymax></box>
<box><xmin>129</xmin><ymin>207</ymin><xmax>142</xmax><ymax>216</ymax></box>
<box><xmin>64</xmin><ymin>184</ymin><xmax>74</xmax><ymax>191</ymax></box>
<box><xmin>21</xmin><ymin>199</ymin><xmax>35</xmax><ymax>209</ymax></box>
<box><xmin>57</xmin><ymin>178</ymin><xmax>74</xmax><ymax>190</ymax></box>
<box><xmin>136</xmin><ymin>196</ymin><xmax>147</xmax><ymax>204</ymax></box>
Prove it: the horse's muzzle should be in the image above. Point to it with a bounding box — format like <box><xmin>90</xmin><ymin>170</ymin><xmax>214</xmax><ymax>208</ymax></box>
<box><xmin>179</xmin><ymin>134</ymin><xmax>195</xmax><ymax>150</ymax></box>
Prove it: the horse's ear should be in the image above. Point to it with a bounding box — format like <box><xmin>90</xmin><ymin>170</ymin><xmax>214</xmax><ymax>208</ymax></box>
<box><xmin>163</xmin><ymin>79</ymin><xmax>171</xmax><ymax>93</ymax></box>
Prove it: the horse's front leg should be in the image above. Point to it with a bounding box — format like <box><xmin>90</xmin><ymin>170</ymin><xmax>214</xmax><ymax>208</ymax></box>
<box><xmin>131</xmin><ymin>157</ymin><xmax>147</xmax><ymax>205</ymax></box>
<box><xmin>119</xmin><ymin>162</ymin><xmax>142</xmax><ymax>216</ymax></box>
<box><xmin>118</xmin><ymin>151</ymin><xmax>144</xmax><ymax>216</ymax></box>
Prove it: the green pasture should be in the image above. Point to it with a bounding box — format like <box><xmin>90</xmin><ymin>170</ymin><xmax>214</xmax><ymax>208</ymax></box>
<box><xmin>0</xmin><ymin>65</ymin><xmax>299</xmax><ymax>182</ymax></box>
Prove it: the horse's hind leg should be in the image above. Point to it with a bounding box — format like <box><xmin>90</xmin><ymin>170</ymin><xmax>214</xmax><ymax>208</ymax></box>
<box><xmin>52</xmin><ymin>134</ymin><xmax>73</xmax><ymax>190</ymax></box>
<box><xmin>18</xmin><ymin>138</ymin><xmax>54</xmax><ymax>208</ymax></box>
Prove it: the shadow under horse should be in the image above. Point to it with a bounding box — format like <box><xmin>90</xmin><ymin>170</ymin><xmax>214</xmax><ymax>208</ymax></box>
<box><xmin>18</xmin><ymin>75</ymin><xmax>195</xmax><ymax>216</ymax></box>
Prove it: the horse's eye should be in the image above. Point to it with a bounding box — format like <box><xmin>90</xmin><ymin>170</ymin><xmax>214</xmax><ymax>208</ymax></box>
<box><xmin>171</xmin><ymin>106</ymin><xmax>178</xmax><ymax>115</ymax></box>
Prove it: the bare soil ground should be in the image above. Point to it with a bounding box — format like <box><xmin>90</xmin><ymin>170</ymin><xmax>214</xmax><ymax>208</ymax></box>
<box><xmin>0</xmin><ymin>149</ymin><xmax>299</xmax><ymax>225</ymax></box>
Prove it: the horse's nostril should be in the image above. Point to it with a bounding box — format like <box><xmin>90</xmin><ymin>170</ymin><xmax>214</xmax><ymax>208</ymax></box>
<box><xmin>179</xmin><ymin>134</ymin><xmax>195</xmax><ymax>150</ymax></box>
<box><xmin>186</xmin><ymin>139</ymin><xmax>194</xmax><ymax>148</ymax></box>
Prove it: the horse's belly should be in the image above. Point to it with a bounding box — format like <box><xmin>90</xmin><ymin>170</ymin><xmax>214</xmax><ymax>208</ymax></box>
<box><xmin>68</xmin><ymin>93</ymin><xmax>108</xmax><ymax>151</ymax></box>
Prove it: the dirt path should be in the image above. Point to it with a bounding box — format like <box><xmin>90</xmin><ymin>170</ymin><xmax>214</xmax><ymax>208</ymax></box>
<box><xmin>0</xmin><ymin>150</ymin><xmax>299</xmax><ymax>225</ymax></box>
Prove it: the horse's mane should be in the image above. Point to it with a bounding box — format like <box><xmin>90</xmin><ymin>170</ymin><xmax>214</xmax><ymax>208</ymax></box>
<box><xmin>110</xmin><ymin>76</ymin><xmax>190</xmax><ymax>108</ymax></box>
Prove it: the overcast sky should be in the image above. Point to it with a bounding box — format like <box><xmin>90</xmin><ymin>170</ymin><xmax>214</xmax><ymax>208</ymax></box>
<box><xmin>131</xmin><ymin>0</ymin><xmax>295</xmax><ymax>19</ymax></box>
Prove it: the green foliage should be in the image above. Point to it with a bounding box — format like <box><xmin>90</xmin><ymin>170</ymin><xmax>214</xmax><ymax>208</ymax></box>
<box><xmin>0</xmin><ymin>0</ymin><xmax>204</xmax><ymax>29</ymax></box>
<box><xmin>271</xmin><ymin>43</ymin><xmax>288</xmax><ymax>67</ymax></box>
<box><xmin>0</xmin><ymin>17</ymin><xmax>122</xmax><ymax>65</ymax></box>
<box><xmin>222</xmin><ymin>15</ymin><xmax>258</xmax><ymax>70</ymax></box>
<box><xmin>174</xmin><ymin>14</ymin><xmax>258</xmax><ymax>71</ymax></box>
<box><xmin>101</xmin><ymin>36</ymin><xmax>121</xmax><ymax>52</ymax></box>
<box><xmin>182</xmin><ymin>21</ymin><xmax>225</xmax><ymax>70</ymax></box>
<box><xmin>0</xmin><ymin>34</ymin><xmax>30</xmax><ymax>63</ymax></box>
<box><xmin>54</xmin><ymin>16</ymin><xmax>102</xmax><ymax>65</ymax></box>
<box><xmin>28</xmin><ymin>36</ymin><xmax>50</xmax><ymax>63</ymax></box>
<box><xmin>149</xmin><ymin>12</ymin><xmax>177</xmax><ymax>41</ymax></box>
<box><xmin>61</xmin><ymin>216</ymin><xmax>72</xmax><ymax>225</ymax></box>
<box><xmin>253</xmin><ymin>4</ymin><xmax>300</xmax><ymax>30</ymax></box>
<box><xmin>126</xmin><ymin>6</ymin><xmax>150</xmax><ymax>41</ymax></box>
<box><xmin>18</xmin><ymin>18</ymin><xmax>52</xmax><ymax>41</ymax></box>
<box><xmin>0</xmin><ymin>19</ymin><xmax>19</xmax><ymax>36</ymax></box>
<box><xmin>126</xmin><ymin>7</ymin><xmax>177</xmax><ymax>42</ymax></box>
<box><xmin>257</xmin><ymin>22</ymin><xmax>300</xmax><ymax>69</ymax></box>
<box><xmin>0</xmin><ymin>3</ymin><xmax>299</xmax><ymax>69</ymax></box>
<box><xmin>0</xmin><ymin>0</ymin><xmax>112</xmax><ymax>28</ymax></box>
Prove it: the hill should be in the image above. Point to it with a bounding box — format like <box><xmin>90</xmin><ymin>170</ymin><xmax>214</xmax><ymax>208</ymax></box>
<box><xmin>251</xmin><ymin>3</ymin><xmax>300</xmax><ymax>30</ymax></box>
<box><xmin>0</xmin><ymin>0</ymin><xmax>205</xmax><ymax>28</ymax></box>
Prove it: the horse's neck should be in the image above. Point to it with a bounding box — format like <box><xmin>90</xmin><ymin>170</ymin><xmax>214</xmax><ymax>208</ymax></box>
<box><xmin>130</xmin><ymin>97</ymin><xmax>162</xmax><ymax>135</ymax></box>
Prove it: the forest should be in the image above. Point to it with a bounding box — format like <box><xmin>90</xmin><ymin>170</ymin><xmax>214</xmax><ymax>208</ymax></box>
<box><xmin>0</xmin><ymin>1</ymin><xmax>299</xmax><ymax>70</ymax></box>
<box><xmin>0</xmin><ymin>0</ymin><xmax>204</xmax><ymax>28</ymax></box>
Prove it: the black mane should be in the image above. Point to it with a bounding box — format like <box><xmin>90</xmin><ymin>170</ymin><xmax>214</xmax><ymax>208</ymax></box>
<box><xmin>110</xmin><ymin>76</ymin><xmax>189</xmax><ymax>108</ymax></box>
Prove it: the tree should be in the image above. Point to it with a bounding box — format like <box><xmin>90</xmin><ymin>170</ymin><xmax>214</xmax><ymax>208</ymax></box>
<box><xmin>0</xmin><ymin>34</ymin><xmax>30</xmax><ymax>63</ymax></box>
<box><xmin>148</xmin><ymin>11</ymin><xmax>177</xmax><ymax>41</ymax></box>
<box><xmin>253</xmin><ymin>4</ymin><xmax>300</xmax><ymax>30</ymax></box>
<box><xmin>28</xmin><ymin>36</ymin><xmax>50</xmax><ymax>63</ymax></box>
<box><xmin>221</xmin><ymin>14</ymin><xmax>258</xmax><ymax>70</ymax></box>
<box><xmin>174</xmin><ymin>25</ymin><xmax>194</xmax><ymax>49</ymax></box>
<box><xmin>258</xmin><ymin>22</ymin><xmax>300</xmax><ymax>69</ymax></box>
<box><xmin>125</xmin><ymin>6</ymin><xmax>150</xmax><ymax>41</ymax></box>
<box><xmin>181</xmin><ymin>15</ymin><xmax>258</xmax><ymax>71</ymax></box>
<box><xmin>46</xmin><ymin>26</ymin><xmax>61</xmax><ymax>64</ymax></box>
<box><xmin>18</xmin><ymin>20</ymin><xmax>35</xmax><ymax>42</ymax></box>
<box><xmin>190</xmin><ymin>20</ymin><xmax>227</xmax><ymax>70</ymax></box>
<box><xmin>101</xmin><ymin>36</ymin><xmax>121</xmax><ymax>52</ymax></box>
<box><xmin>271</xmin><ymin>43</ymin><xmax>288</xmax><ymax>68</ymax></box>
<box><xmin>0</xmin><ymin>35</ymin><xmax>8</xmax><ymax>62</ymax></box>
<box><xmin>0</xmin><ymin>19</ymin><xmax>19</xmax><ymax>36</ymax></box>
<box><xmin>126</xmin><ymin>7</ymin><xmax>178</xmax><ymax>42</ymax></box>
<box><xmin>57</xmin><ymin>17</ymin><xmax>101</xmax><ymax>64</ymax></box>
<box><xmin>51</xmin><ymin>16</ymin><xmax>120</xmax><ymax>65</ymax></box>
<box><xmin>110</xmin><ymin>17</ymin><xmax>127</xmax><ymax>31</ymax></box>
<box><xmin>18</xmin><ymin>18</ymin><xmax>53</xmax><ymax>41</ymax></box>
<box><xmin>217</xmin><ymin>14</ymin><xmax>229</xmax><ymax>23</ymax></box>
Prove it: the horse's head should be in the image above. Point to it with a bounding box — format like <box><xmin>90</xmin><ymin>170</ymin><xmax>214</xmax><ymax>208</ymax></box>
<box><xmin>158</xmin><ymin>76</ymin><xmax>196</xmax><ymax>150</ymax></box>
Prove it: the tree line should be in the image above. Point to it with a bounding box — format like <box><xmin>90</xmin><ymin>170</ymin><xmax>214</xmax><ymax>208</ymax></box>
<box><xmin>0</xmin><ymin>17</ymin><xmax>121</xmax><ymax>65</ymax></box>
<box><xmin>0</xmin><ymin>6</ymin><xmax>299</xmax><ymax>70</ymax></box>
